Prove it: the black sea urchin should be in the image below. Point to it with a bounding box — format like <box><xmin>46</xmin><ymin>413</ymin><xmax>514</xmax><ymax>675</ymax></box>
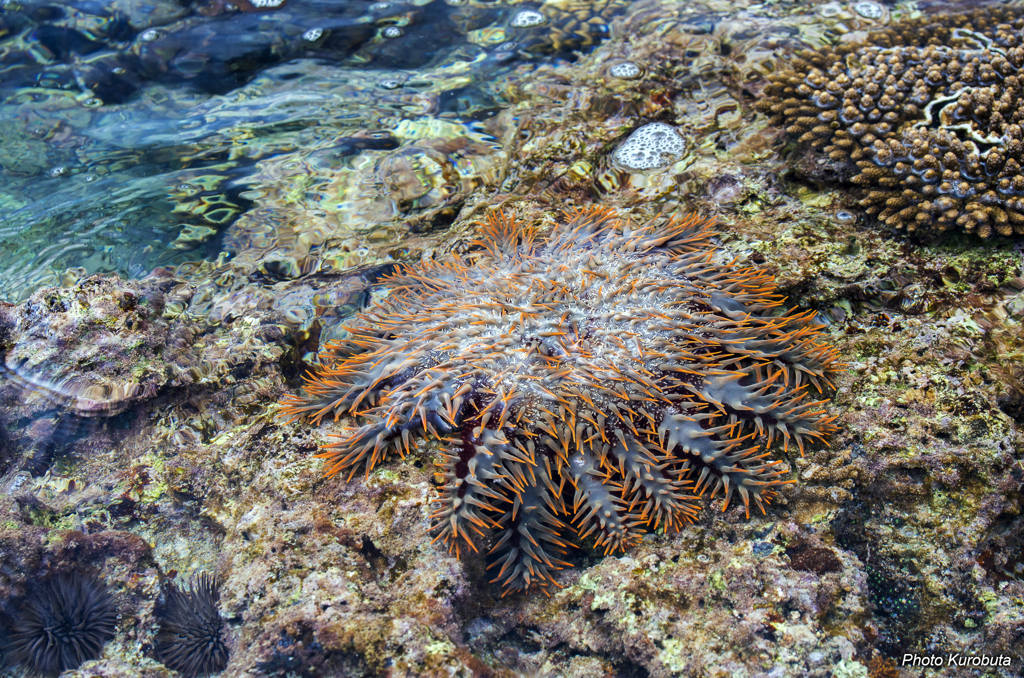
<box><xmin>8</xmin><ymin>571</ymin><xmax>118</xmax><ymax>676</ymax></box>
<box><xmin>156</xmin><ymin>574</ymin><xmax>229</xmax><ymax>677</ymax></box>
<box><xmin>283</xmin><ymin>207</ymin><xmax>841</xmax><ymax>594</ymax></box>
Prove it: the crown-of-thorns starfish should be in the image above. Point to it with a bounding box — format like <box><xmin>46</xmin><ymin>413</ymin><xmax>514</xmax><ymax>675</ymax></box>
<box><xmin>282</xmin><ymin>206</ymin><xmax>841</xmax><ymax>595</ymax></box>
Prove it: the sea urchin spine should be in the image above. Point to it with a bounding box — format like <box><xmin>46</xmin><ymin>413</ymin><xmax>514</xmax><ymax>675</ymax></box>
<box><xmin>8</xmin><ymin>571</ymin><xmax>118</xmax><ymax>676</ymax></box>
<box><xmin>156</xmin><ymin>573</ymin><xmax>229</xmax><ymax>677</ymax></box>
<box><xmin>283</xmin><ymin>206</ymin><xmax>841</xmax><ymax>594</ymax></box>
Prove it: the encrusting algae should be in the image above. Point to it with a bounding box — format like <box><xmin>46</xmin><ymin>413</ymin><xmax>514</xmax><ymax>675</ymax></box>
<box><xmin>282</xmin><ymin>207</ymin><xmax>842</xmax><ymax>595</ymax></box>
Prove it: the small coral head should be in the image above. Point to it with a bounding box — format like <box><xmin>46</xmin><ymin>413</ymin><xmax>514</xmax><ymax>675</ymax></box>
<box><xmin>282</xmin><ymin>206</ymin><xmax>841</xmax><ymax>595</ymax></box>
<box><xmin>757</xmin><ymin>6</ymin><xmax>1024</xmax><ymax>238</ymax></box>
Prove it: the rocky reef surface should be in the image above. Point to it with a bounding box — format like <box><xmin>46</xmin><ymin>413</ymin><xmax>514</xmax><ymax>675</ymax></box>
<box><xmin>1</xmin><ymin>1</ymin><xmax>1023</xmax><ymax>677</ymax></box>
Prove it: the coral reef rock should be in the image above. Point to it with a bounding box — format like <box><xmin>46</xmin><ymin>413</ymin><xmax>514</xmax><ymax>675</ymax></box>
<box><xmin>0</xmin><ymin>273</ymin><xmax>285</xmax><ymax>419</ymax></box>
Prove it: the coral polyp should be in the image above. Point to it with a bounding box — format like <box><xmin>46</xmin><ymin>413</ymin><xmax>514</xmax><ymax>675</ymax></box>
<box><xmin>282</xmin><ymin>207</ymin><xmax>841</xmax><ymax>594</ymax></box>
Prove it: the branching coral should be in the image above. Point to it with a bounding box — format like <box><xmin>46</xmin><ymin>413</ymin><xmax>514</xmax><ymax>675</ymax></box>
<box><xmin>283</xmin><ymin>207</ymin><xmax>841</xmax><ymax>595</ymax></box>
<box><xmin>758</xmin><ymin>7</ymin><xmax>1024</xmax><ymax>238</ymax></box>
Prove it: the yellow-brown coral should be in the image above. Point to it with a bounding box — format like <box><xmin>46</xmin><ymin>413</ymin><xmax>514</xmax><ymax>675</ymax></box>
<box><xmin>758</xmin><ymin>7</ymin><xmax>1024</xmax><ymax>238</ymax></box>
<box><xmin>282</xmin><ymin>207</ymin><xmax>841</xmax><ymax>594</ymax></box>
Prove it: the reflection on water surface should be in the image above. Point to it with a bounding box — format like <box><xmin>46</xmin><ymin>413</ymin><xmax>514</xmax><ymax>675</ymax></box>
<box><xmin>0</xmin><ymin>0</ymin><xmax>626</xmax><ymax>301</ymax></box>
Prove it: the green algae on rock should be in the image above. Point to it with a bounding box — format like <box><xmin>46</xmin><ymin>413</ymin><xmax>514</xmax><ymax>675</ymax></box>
<box><xmin>758</xmin><ymin>6</ymin><xmax>1024</xmax><ymax>238</ymax></box>
<box><xmin>282</xmin><ymin>206</ymin><xmax>841</xmax><ymax>595</ymax></box>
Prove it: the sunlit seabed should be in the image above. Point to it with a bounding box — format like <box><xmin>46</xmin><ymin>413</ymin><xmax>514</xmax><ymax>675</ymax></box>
<box><xmin>0</xmin><ymin>70</ymin><xmax>467</xmax><ymax>301</ymax></box>
<box><xmin>0</xmin><ymin>0</ymin><xmax>615</xmax><ymax>302</ymax></box>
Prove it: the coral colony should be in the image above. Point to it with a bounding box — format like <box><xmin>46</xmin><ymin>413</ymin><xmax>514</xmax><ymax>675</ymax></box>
<box><xmin>759</xmin><ymin>7</ymin><xmax>1024</xmax><ymax>238</ymax></box>
<box><xmin>283</xmin><ymin>207</ymin><xmax>840</xmax><ymax>594</ymax></box>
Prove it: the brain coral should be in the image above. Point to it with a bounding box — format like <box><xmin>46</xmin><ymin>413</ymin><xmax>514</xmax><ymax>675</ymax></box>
<box><xmin>758</xmin><ymin>7</ymin><xmax>1024</xmax><ymax>238</ymax></box>
<box><xmin>283</xmin><ymin>207</ymin><xmax>840</xmax><ymax>594</ymax></box>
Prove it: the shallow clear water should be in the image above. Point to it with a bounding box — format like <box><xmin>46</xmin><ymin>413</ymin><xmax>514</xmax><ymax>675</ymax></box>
<box><xmin>0</xmin><ymin>0</ymin><xmax>616</xmax><ymax>301</ymax></box>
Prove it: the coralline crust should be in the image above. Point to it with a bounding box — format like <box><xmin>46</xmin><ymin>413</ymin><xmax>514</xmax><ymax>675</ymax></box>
<box><xmin>758</xmin><ymin>7</ymin><xmax>1024</xmax><ymax>238</ymax></box>
<box><xmin>282</xmin><ymin>207</ymin><xmax>840</xmax><ymax>595</ymax></box>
